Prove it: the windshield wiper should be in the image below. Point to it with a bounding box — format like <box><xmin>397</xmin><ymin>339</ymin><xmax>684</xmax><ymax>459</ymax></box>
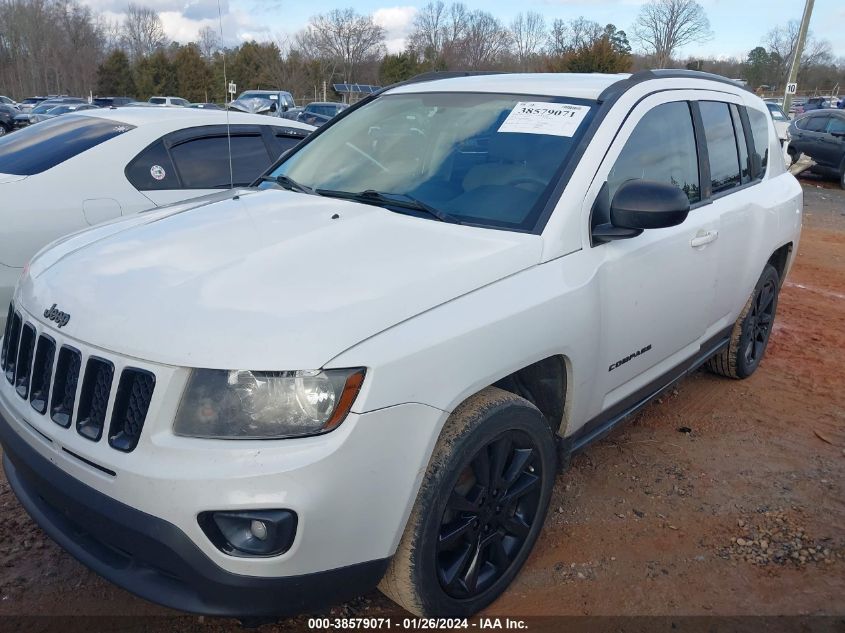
<box><xmin>259</xmin><ymin>174</ymin><xmax>316</xmax><ymax>195</ymax></box>
<box><xmin>315</xmin><ymin>189</ymin><xmax>462</xmax><ymax>224</ymax></box>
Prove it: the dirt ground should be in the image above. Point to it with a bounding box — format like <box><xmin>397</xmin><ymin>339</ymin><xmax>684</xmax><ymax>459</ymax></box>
<box><xmin>0</xmin><ymin>177</ymin><xmax>842</xmax><ymax>631</ymax></box>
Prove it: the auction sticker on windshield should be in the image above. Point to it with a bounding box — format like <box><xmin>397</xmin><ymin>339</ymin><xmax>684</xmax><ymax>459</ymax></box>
<box><xmin>498</xmin><ymin>102</ymin><xmax>590</xmax><ymax>137</ymax></box>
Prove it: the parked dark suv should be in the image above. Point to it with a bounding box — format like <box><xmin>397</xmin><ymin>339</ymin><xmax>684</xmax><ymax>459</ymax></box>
<box><xmin>0</xmin><ymin>104</ymin><xmax>15</xmax><ymax>136</ymax></box>
<box><xmin>788</xmin><ymin>110</ymin><xmax>845</xmax><ymax>188</ymax></box>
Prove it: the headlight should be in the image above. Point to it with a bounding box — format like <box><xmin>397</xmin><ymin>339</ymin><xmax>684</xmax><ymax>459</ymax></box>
<box><xmin>174</xmin><ymin>368</ymin><xmax>365</xmax><ymax>439</ymax></box>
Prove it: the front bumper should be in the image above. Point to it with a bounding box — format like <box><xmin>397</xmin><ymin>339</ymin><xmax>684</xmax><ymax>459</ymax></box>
<box><xmin>0</xmin><ymin>310</ymin><xmax>446</xmax><ymax>616</ymax></box>
<box><xmin>0</xmin><ymin>410</ymin><xmax>388</xmax><ymax>616</ymax></box>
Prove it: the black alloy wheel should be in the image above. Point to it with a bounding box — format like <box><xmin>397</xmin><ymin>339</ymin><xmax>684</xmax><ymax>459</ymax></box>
<box><xmin>741</xmin><ymin>275</ymin><xmax>777</xmax><ymax>368</ymax></box>
<box><xmin>436</xmin><ymin>431</ymin><xmax>542</xmax><ymax>599</ymax></box>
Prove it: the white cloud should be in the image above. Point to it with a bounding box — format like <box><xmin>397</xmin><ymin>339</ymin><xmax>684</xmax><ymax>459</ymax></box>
<box><xmin>373</xmin><ymin>6</ymin><xmax>417</xmax><ymax>53</ymax></box>
<box><xmin>154</xmin><ymin>9</ymin><xmax>267</xmax><ymax>45</ymax></box>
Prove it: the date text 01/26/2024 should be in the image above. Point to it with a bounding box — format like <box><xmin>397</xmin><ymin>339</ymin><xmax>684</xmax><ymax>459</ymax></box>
<box><xmin>307</xmin><ymin>618</ymin><xmax>529</xmax><ymax>630</ymax></box>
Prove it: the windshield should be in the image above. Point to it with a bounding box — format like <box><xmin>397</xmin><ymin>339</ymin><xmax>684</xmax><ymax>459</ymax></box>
<box><xmin>308</xmin><ymin>104</ymin><xmax>342</xmax><ymax>116</ymax></box>
<box><xmin>241</xmin><ymin>92</ymin><xmax>278</xmax><ymax>101</ymax></box>
<box><xmin>32</xmin><ymin>102</ymin><xmax>60</xmax><ymax>114</ymax></box>
<box><xmin>767</xmin><ymin>104</ymin><xmax>788</xmax><ymax>121</ymax></box>
<box><xmin>48</xmin><ymin>105</ymin><xmax>77</xmax><ymax>115</ymax></box>
<box><xmin>265</xmin><ymin>92</ymin><xmax>595</xmax><ymax>231</ymax></box>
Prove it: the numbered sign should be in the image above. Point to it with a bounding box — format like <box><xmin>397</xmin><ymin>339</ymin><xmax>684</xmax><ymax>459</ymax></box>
<box><xmin>228</xmin><ymin>82</ymin><xmax>237</xmax><ymax>96</ymax></box>
<box><xmin>786</xmin><ymin>83</ymin><xmax>797</xmax><ymax>95</ymax></box>
<box><xmin>498</xmin><ymin>102</ymin><xmax>591</xmax><ymax>137</ymax></box>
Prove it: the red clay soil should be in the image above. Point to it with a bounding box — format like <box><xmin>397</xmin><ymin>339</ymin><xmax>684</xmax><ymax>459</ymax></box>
<box><xmin>0</xmin><ymin>180</ymin><xmax>842</xmax><ymax>631</ymax></box>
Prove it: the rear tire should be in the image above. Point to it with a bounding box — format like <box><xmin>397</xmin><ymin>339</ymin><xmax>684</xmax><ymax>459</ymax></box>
<box><xmin>379</xmin><ymin>387</ymin><xmax>556</xmax><ymax>617</ymax></box>
<box><xmin>707</xmin><ymin>264</ymin><xmax>780</xmax><ymax>379</ymax></box>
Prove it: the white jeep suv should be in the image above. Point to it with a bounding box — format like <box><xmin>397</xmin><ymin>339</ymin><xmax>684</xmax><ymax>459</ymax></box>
<box><xmin>0</xmin><ymin>70</ymin><xmax>802</xmax><ymax>618</ymax></box>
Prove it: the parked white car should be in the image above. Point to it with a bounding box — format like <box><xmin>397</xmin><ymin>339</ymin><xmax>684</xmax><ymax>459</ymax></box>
<box><xmin>0</xmin><ymin>108</ymin><xmax>314</xmax><ymax>329</ymax></box>
<box><xmin>0</xmin><ymin>71</ymin><xmax>801</xmax><ymax>618</ymax></box>
<box><xmin>148</xmin><ymin>96</ymin><xmax>190</xmax><ymax>107</ymax></box>
<box><xmin>766</xmin><ymin>101</ymin><xmax>792</xmax><ymax>164</ymax></box>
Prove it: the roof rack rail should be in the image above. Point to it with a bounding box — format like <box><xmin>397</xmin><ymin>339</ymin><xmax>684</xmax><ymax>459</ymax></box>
<box><xmin>402</xmin><ymin>70</ymin><xmax>509</xmax><ymax>85</ymax></box>
<box><xmin>598</xmin><ymin>68</ymin><xmax>747</xmax><ymax>103</ymax></box>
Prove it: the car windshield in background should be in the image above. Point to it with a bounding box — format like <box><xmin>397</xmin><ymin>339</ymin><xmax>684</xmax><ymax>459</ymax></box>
<box><xmin>266</xmin><ymin>92</ymin><xmax>596</xmax><ymax>231</ymax></box>
<box><xmin>766</xmin><ymin>104</ymin><xmax>788</xmax><ymax>121</ymax></box>
<box><xmin>47</xmin><ymin>105</ymin><xmax>80</xmax><ymax>115</ymax></box>
<box><xmin>309</xmin><ymin>105</ymin><xmax>343</xmax><ymax>117</ymax></box>
<box><xmin>31</xmin><ymin>102</ymin><xmax>61</xmax><ymax>114</ymax></box>
<box><xmin>240</xmin><ymin>92</ymin><xmax>277</xmax><ymax>101</ymax></box>
<box><xmin>0</xmin><ymin>116</ymin><xmax>135</xmax><ymax>175</ymax></box>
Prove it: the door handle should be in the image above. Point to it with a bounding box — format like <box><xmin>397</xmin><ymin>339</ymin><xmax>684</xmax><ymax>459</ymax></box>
<box><xmin>690</xmin><ymin>230</ymin><xmax>718</xmax><ymax>248</ymax></box>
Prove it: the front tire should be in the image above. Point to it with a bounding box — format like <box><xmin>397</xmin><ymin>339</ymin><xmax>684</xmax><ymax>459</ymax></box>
<box><xmin>379</xmin><ymin>387</ymin><xmax>556</xmax><ymax>617</ymax></box>
<box><xmin>707</xmin><ymin>264</ymin><xmax>780</xmax><ymax>379</ymax></box>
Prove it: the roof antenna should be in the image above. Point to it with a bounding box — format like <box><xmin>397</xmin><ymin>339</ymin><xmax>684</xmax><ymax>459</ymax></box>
<box><xmin>217</xmin><ymin>0</ymin><xmax>234</xmax><ymax>191</ymax></box>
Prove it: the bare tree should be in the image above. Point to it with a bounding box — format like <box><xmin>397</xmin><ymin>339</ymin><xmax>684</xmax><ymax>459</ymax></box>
<box><xmin>197</xmin><ymin>25</ymin><xmax>219</xmax><ymax>61</ymax></box>
<box><xmin>510</xmin><ymin>12</ymin><xmax>545</xmax><ymax>70</ymax></box>
<box><xmin>408</xmin><ymin>0</ymin><xmax>447</xmax><ymax>59</ymax></box>
<box><xmin>0</xmin><ymin>0</ymin><xmax>106</xmax><ymax>96</ymax></box>
<box><xmin>297</xmin><ymin>9</ymin><xmax>385</xmax><ymax>84</ymax></box>
<box><xmin>547</xmin><ymin>17</ymin><xmax>604</xmax><ymax>56</ymax></box>
<box><xmin>633</xmin><ymin>0</ymin><xmax>712</xmax><ymax>67</ymax></box>
<box><xmin>764</xmin><ymin>20</ymin><xmax>834</xmax><ymax>84</ymax></box>
<box><xmin>122</xmin><ymin>3</ymin><xmax>165</xmax><ymax>61</ymax></box>
<box><xmin>458</xmin><ymin>10</ymin><xmax>510</xmax><ymax>69</ymax></box>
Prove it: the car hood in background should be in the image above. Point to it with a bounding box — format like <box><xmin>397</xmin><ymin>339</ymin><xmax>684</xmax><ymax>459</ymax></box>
<box><xmin>228</xmin><ymin>97</ymin><xmax>275</xmax><ymax>115</ymax></box>
<box><xmin>18</xmin><ymin>190</ymin><xmax>542</xmax><ymax>369</ymax></box>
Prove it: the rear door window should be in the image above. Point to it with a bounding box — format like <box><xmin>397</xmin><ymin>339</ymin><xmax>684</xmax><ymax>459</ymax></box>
<box><xmin>699</xmin><ymin>101</ymin><xmax>741</xmax><ymax>194</ymax></box>
<box><xmin>269</xmin><ymin>127</ymin><xmax>309</xmax><ymax>159</ymax></box>
<box><xmin>608</xmin><ymin>101</ymin><xmax>701</xmax><ymax>203</ymax></box>
<box><xmin>826</xmin><ymin>117</ymin><xmax>845</xmax><ymax>134</ymax></box>
<box><xmin>0</xmin><ymin>116</ymin><xmax>134</xmax><ymax>175</ymax></box>
<box><xmin>170</xmin><ymin>134</ymin><xmax>272</xmax><ymax>188</ymax></box>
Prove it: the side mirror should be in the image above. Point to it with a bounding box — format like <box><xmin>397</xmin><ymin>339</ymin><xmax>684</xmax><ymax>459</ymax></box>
<box><xmin>593</xmin><ymin>180</ymin><xmax>690</xmax><ymax>243</ymax></box>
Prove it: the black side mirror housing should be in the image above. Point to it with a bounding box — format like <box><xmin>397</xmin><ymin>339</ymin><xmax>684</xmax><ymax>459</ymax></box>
<box><xmin>593</xmin><ymin>180</ymin><xmax>691</xmax><ymax>243</ymax></box>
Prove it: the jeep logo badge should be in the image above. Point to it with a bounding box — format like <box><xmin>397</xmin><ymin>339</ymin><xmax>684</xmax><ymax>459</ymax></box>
<box><xmin>44</xmin><ymin>304</ymin><xmax>71</xmax><ymax>328</ymax></box>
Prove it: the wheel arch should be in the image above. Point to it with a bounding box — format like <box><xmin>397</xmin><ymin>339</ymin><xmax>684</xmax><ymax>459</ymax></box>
<box><xmin>767</xmin><ymin>241</ymin><xmax>794</xmax><ymax>287</ymax></box>
<box><xmin>485</xmin><ymin>354</ymin><xmax>571</xmax><ymax>437</ymax></box>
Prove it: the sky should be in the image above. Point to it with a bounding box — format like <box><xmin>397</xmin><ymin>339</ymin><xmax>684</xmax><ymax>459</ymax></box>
<box><xmin>83</xmin><ymin>0</ymin><xmax>845</xmax><ymax>61</ymax></box>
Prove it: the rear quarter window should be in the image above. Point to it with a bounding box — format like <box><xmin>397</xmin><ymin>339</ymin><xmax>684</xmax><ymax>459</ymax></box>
<box><xmin>0</xmin><ymin>116</ymin><xmax>135</xmax><ymax>176</ymax></box>
<box><xmin>125</xmin><ymin>140</ymin><xmax>179</xmax><ymax>190</ymax></box>
<box><xmin>747</xmin><ymin>108</ymin><xmax>770</xmax><ymax>180</ymax></box>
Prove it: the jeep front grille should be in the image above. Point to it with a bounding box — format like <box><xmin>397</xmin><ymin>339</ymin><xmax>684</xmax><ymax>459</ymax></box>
<box><xmin>29</xmin><ymin>336</ymin><xmax>56</xmax><ymax>414</ymax></box>
<box><xmin>76</xmin><ymin>357</ymin><xmax>114</xmax><ymax>441</ymax></box>
<box><xmin>2</xmin><ymin>302</ymin><xmax>156</xmax><ymax>453</ymax></box>
<box><xmin>14</xmin><ymin>324</ymin><xmax>36</xmax><ymax>399</ymax></box>
<box><xmin>3</xmin><ymin>312</ymin><xmax>21</xmax><ymax>383</ymax></box>
<box><xmin>109</xmin><ymin>369</ymin><xmax>156</xmax><ymax>452</ymax></box>
<box><xmin>51</xmin><ymin>346</ymin><xmax>81</xmax><ymax>428</ymax></box>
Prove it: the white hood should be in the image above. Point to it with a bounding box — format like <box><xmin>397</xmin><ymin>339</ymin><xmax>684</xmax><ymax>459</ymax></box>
<box><xmin>18</xmin><ymin>189</ymin><xmax>542</xmax><ymax>369</ymax></box>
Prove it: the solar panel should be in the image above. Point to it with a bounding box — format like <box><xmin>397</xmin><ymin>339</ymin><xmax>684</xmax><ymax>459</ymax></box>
<box><xmin>333</xmin><ymin>83</ymin><xmax>380</xmax><ymax>94</ymax></box>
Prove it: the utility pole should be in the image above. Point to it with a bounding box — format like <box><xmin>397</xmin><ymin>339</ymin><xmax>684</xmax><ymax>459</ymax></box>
<box><xmin>783</xmin><ymin>0</ymin><xmax>814</xmax><ymax>114</ymax></box>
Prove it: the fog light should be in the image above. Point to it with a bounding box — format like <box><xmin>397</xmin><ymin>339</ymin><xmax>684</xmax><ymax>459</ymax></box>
<box><xmin>250</xmin><ymin>519</ymin><xmax>268</xmax><ymax>541</ymax></box>
<box><xmin>198</xmin><ymin>509</ymin><xmax>297</xmax><ymax>557</ymax></box>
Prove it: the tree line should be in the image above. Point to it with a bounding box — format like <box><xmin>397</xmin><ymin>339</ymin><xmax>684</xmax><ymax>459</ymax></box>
<box><xmin>0</xmin><ymin>0</ymin><xmax>842</xmax><ymax>104</ymax></box>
